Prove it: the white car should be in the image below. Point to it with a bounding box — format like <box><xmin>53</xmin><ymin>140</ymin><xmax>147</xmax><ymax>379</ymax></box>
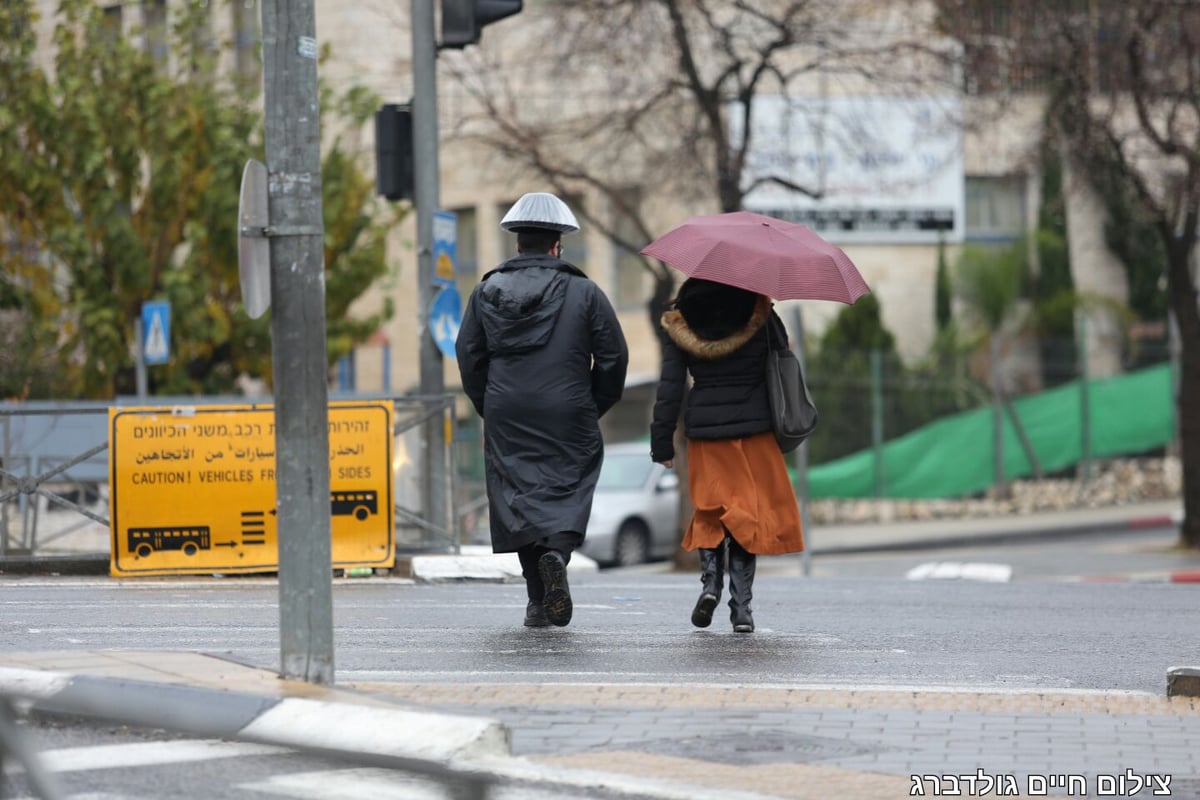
<box><xmin>580</xmin><ymin>443</ymin><xmax>680</xmax><ymax>567</ymax></box>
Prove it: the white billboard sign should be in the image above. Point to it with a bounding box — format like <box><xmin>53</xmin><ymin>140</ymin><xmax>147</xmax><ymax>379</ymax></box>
<box><xmin>735</xmin><ymin>95</ymin><xmax>964</xmax><ymax>244</ymax></box>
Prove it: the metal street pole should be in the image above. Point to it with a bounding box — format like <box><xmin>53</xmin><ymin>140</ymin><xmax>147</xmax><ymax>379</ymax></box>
<box><xmin>134</xmin><ymin>318</ymin><xmax>147</xmax><ymax>400</ymax></box>
<box><xmin>411</xmin><ymin>0</ymin><xmax>447</xmax><ymax>538</ymax></box>
<box><xmin>788</xmin><ymin>306</ymin><xmax>812</xmax><ymax>577</ymax></box>
<box><xmin>260</xmin><ymin>0</ymin><xmax>334</xmax><ymax>685</ymax></box>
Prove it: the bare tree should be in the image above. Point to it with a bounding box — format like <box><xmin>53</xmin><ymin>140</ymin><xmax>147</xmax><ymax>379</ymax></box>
<box><xmin>937</xmin><ymin>0</ymin><xmax>1200</xmax><ymax>548</ymax></box>
<box><xmin>441</xmin><ymin>0</ymin><xmax>940</xmax><ymax>340</ymax></box>
<box><xmin>439</xmin><ymin>0</ymin><xmax>944</xmax><ymax>568</ymax></box>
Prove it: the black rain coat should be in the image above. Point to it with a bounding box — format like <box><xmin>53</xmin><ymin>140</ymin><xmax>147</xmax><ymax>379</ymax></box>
<box><xmin>456</xmin><ymin>253</ymin><xmax>629</xmax><ymax>553</ymax></box>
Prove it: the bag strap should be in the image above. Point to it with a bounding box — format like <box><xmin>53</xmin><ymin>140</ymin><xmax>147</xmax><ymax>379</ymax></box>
<box><xmin>764</xmin><ymin>313</ymin><xmax>786</xmax><ymax>352</ymax></box>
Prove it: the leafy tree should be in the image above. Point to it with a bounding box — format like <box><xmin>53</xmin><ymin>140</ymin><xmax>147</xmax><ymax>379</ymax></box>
<box><xmin>806</xmin><ymin>294</ymin><xmax>898</xmax><ymax>464</ymax></box>
<box><xmin>955</xmin><ymin>242</ymin><xmax>1027</xmax><ymax>496</ymax></box>
<box><xmin>937</xmin><ymin>0</ymin><xmax>1200</xmax><ymax>547</ymax></box>
<box><xmin>935</xmin><ymin>236</ymin><xmax>953</xmax><ymax>332</ymax></box>
<box><xmin>820</xmin><ymin>294</ymin><xmax>896</xmax><ymax>354</ymax></box>
<box><xmin>0</xmin><ymin>0</ymin><xmax>398</xmax><ymax>400</ymax></box>
<box><xmin>955</xmin><ymin>244</ymin><xmax>1025</xmax><ymax>334</ymax></box>
<box><xmin>1029</xmin><ymin>139</ymin><xmax>1077</xmax><ymax>386</ymax></box>
<box><xmin>1101</xmin><ymin>167</ymin><xmax>1169</xmax><ymax>324</ymax></box>
<box><xmin>807</xmin><ymin>290</ymin><xmax>991</xmax><ymax>471</ymax></box>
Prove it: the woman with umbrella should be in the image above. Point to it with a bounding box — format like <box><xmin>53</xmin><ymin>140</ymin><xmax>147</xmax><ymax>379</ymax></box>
<box><xmin>645</xmin><ymin>211</ymin><xmax>870</xmax><ymax>633</ymax></box>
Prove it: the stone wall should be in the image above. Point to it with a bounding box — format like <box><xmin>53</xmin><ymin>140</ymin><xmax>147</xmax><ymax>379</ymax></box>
<box><xmin>808</xmin><ymin>457</ymin><xmax>1181</xmax><ymax>525</ymax></box>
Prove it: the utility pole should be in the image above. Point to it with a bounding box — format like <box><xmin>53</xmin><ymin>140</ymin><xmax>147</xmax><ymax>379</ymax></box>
<box><xmin>788</xmin><ymin>306</ymin><xmax>813</xmax><ymax>577</ymax></box>
<box><xmin>260</xmin><ymin>0</ymin><xmax>334</xmax><ymax>685</ymax></box>
<box><xmin>411</xmin><ymin>0</ymin><xmax>447</xmax><ymax>538</ymax></box>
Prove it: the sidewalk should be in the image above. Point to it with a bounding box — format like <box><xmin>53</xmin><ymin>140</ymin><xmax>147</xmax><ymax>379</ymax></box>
<box><xmin>2</xmin><ymin>650</ymin><xmax>1199</xmax><ymax>799</ymax></box>
<box><xmin>803</xmin><ymin>498</ymin><xmax>1184</xmax><ymax>555</ymax></box>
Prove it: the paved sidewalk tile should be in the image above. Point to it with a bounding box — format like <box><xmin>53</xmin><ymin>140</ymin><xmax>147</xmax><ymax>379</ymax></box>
<box><xmin>362</xmin><ymin>683</ymin><xmax>1200</xmax><ymax>799</ymax></box>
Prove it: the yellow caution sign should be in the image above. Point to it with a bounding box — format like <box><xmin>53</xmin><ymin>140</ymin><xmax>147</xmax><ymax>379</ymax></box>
<box><xmin>108</xmin><ymin>401</ymin><xmax>394</xmax><ymax>577</ymax></box>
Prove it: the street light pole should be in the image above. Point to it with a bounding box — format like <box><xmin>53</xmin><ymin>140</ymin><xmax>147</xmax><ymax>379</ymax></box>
<box><xmin>260</xmin><ymin>0</ymin><xmax>335</xmax><ymax>685</ymax></box>
<box><xmin>411</xmin><ymin>0</ymin><xmax>447</xmax><ymax>537</ymax></box>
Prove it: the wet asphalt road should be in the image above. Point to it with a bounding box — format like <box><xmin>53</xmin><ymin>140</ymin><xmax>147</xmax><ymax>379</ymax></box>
<box><xmin>2</xmin><ymin>567</ymin><xmax>1197</xmax><ymax>695</ymax></box>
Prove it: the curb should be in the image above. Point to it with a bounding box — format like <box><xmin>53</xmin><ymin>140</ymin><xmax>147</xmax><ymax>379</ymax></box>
<box><xmin>810</xmin><ymin>513</ymin><xmax>1182</xmax><ymax>556</ymax></box>
<box><xmin>0</xmin><ymin>666</ymin><xmax>510</xmax><ymax>763</ymax></box>
<box><xmin>1080</xmin><ymin>570</ymin><xmax>1200</xmax><ymax>584</ymax></box>
<box><xmin>0</xmin><ymin>553</ymin><xmax>109</xmax><ymax>576</ymax></box>
<box><xmin>0</xmin><ymin>666</ymin><xmax>788</xmax><ymax>800</ymax></box>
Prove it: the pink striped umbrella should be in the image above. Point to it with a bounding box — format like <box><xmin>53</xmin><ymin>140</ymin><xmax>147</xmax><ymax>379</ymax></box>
<box><xmin>640</xmin><ymin>210</ymin><xmax>871</xmax><ymax>304</ymax></box>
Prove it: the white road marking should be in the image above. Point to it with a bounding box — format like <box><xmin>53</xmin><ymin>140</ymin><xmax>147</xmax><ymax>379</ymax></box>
<box><xmin>905</xmin><ymin>561</ymin><xmax>1013</xmax><ymax>582</ymax></box>
<box><xmin>240</xmin><ymin>698</ymin><xmax>507</xmax><ymax>760</ymax></box>
<box><xmin>4</xmin><ymin>739</ymin><xmax>286</xmax><ymax>774</ymax></box>
<box><xmin>241</xmin><ymin>765</ymin><xmax>776</xmax><ymax>800</ymax></box>
<box><xmin>238</xmin><ymin>768</ymin><xmax>445</xmax><ymax>800</ymax></box>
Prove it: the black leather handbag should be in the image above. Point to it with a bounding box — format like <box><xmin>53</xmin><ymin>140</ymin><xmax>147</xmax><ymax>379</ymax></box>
<box><xmin>764</xmin><ymin>316</ymin><xmax>818</xmax><ymax>453</ymax></box>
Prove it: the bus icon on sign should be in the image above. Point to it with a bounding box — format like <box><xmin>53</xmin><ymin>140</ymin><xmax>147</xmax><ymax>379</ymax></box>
<box><xmin>331</xmin><ymin>490</ymin><xmax>377</xmax><ymax>521</ymax></box>
<box><xmin>128</xmin><ymin>526</ymin><xmax>212</xmax><ymax>558</ymax></box>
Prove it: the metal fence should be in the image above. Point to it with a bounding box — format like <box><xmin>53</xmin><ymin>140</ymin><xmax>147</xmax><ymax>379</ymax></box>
<box><xmin>801</xmin><ymin>332</ymin><xmax>1176</xmax><ymax>469</ymax></box>
<box><xmin>0</xmin><ymin>396</ymin><xmax>460</xmax><ymax>565</ymax></box>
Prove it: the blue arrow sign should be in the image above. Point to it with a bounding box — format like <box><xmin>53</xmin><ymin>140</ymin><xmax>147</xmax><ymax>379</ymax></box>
<box><xmin>141</xmin><ymin>301</ymin><xmax>171</xmax><ymax>365</ymax></box>
<box><xmin>429</xmin><ymin>286</ymin><xmax>462</xmax><ymax>358</ymax></box>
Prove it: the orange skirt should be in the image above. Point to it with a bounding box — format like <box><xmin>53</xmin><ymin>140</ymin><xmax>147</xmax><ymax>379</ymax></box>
<box><xmin>682</xmin><ymin>431</ymin><xmax>805</xmax><ymax>556</ymax></box>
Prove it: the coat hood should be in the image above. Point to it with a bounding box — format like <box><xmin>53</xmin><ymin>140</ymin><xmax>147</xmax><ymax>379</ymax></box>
<box><xmin>475</xmin><ymin>254</ymin><xmax>585</xmax><ymax>354</ymax></box>
<box><xmin>661</xmin><ymin>295</ymin><xmax>772</xmax><ymax>360</ymax></box>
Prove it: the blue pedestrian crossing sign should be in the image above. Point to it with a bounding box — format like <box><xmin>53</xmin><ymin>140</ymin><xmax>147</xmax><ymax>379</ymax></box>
<box><xmin>141</xmin><ymin>301</ymin><xmax>171</xmax><ymax>365</ymax></box>
<box><xmin>429</xmin><ymin>286</ymin><xmax>462</xmax><ymax>358</ymax></box>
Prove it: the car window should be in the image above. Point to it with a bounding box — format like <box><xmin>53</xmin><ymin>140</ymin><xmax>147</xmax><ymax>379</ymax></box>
<box><xmin>597</xmin><ymin>454</ymin><xmax>653</xmax><ymax>491</ymax></box>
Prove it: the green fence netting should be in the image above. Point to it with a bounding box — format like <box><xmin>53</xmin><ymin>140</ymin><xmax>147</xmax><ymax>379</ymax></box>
<box><xmin>807</xmin><ymin>362</ymin><xmax>1175</xmax><ymax>499</ymax></box>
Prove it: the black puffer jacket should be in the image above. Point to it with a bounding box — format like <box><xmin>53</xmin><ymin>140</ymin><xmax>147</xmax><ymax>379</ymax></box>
<box><xmin>650</xmin><ymin>287</ymin><xmax>785</xmax><ymax>462</ymax></box>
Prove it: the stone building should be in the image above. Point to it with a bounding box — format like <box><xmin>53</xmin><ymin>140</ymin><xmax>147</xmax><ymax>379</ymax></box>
<box><xmin>25</xmin><ymin>0</ymin><xmax>1136</xmax><ymax>407</ymax></box>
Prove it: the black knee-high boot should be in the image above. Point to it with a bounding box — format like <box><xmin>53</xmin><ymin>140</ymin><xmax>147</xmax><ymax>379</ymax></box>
<box><xmin>727</xmin><ymin>536</ymin><xmax>756</xmax><ymax>633</ymax></box>
<box><xmin>691</xmin><ymin>539</ymin><xmax>726</xmax><ymax>628</ymax></box>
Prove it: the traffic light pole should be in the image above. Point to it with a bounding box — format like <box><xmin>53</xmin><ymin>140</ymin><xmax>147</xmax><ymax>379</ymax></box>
<box><xmin>260</xmin><ymin>0</ymin><xmax>335</xmax><ymax>685</ymax></box>
<box><xmin>411</xmin><ymin>0</ymin><xmax>448</xmax><ymax>539</ymax></box>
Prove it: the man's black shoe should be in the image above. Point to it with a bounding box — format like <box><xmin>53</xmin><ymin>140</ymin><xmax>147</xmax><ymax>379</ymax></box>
<box><xmin>537</xmin><ymin>552</ymin><xmax>573</xmax><ymax>627</ymax></box>
<box><xmin>524</xmin><ymin>602</ymin><xmax>551</xmax><ymax>628</ymax></box>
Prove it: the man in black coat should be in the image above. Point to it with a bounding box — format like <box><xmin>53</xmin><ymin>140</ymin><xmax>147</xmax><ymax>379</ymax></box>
<box><xmin>456</xmin><ymin>193</ymin><xmax>629</xmax><ymax>628</ymax></box>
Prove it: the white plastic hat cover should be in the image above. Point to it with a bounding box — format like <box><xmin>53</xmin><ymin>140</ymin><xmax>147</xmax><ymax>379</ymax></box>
<box><xmin>500</xmin><ymin>192</ymin><xmax>580</xmax><ymax>233</ymax></box>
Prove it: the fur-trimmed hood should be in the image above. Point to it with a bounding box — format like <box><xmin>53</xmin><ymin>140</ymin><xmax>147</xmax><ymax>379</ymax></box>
<box><xmin>660</xmin><ymin>295</ymin><xmax>772</xmax><ymax>360</ymax></box>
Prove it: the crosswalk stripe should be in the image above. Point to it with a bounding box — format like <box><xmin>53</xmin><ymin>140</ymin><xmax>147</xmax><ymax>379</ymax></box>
<box><xmin>237</xmin><ymin>768</ymin><xmax>580</xmax><ymax>800</ymax></box>
<box><xmin>237</xmin><ymin>768</ymin><xmax>449</xmax><ymax>800</ymax></box>
<box><xmin>5</xmin><ymin>739</ymin><xmax>286</xmax><ymax>774</ymax></box>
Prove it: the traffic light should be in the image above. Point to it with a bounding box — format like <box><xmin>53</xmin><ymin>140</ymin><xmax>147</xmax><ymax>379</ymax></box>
<box><xmin>375</xmin><ymin>103</ymin><xmax>414</xmax><ymax>202</ymax></box>
<box><xmin>440</xmin><ymin>0</ymin><xmax>522</xmax><ymax>49</ymax></box>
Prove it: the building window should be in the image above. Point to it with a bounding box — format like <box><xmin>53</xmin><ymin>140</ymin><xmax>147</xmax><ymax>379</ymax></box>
<box><xmin>3</xmin><ymin>6</ymin><xmax>30</xmax><ymax>48</ymax></box>
<box><xmin>100</xmin><ymin>4</ymin><xmax>123</xmax><ymax>45</ymax></box>
<box><xmin>143</xmin><ymin>0</ymin><xmax>168</xmax><ymax>63</ymax></box>
<box><xmin>611</xmin><ymin>189</ymin><xmax>643</xmax><ymax>311</ymax></box>
<box><xmin>964</xmin><ymin>175</ymin><xmax>1026</xmax><ymax>242</ymax></box>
